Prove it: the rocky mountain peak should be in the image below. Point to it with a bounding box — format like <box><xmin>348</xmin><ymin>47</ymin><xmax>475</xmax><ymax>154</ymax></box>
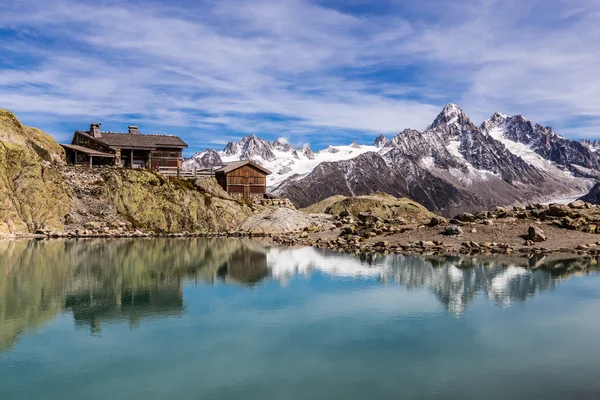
<box><xmin>223</xmin><ymin>140</ymin><xmax>241</xmax><ymax>156</ymax></box>
<box><xmin>223</xmin><ymin>134</ymin><xmax>277</xmax><ymax>161</ymax></box>
<box><xmin>302</xmin><ymin>146</ymin><xmax>316</xmax><ymax>160</ymax></box>
<box><xmin>184</xmin><ymin>149</ymin><xmax>223</xmax><ymax>169</ymax></box>
<box><xmin>373</xmin><ymin>134</ymin><xmax>389</xmax><ymax>148</ymax></box>
<box><xmin>240</xmin><ymin>135</ymin><xmax>276</xmax><ymax>162</ymax></box>
<box><xmin>429</xmin><ymin>103</ymin><xmax>470</xmax><ymax>130</ymax></box>
<box><xmin>350</xmin><ymin>140</ymin><xmax>361</xmax><ymax>149</ymax></box>
<box><xmin>272</xmin><ymin>138</ymin><xmax>293</xmax><ymax>153</ymax></box>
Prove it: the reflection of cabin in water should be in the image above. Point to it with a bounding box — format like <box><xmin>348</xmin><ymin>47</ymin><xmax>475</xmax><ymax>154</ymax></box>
<box><xmin>213</xmin><ymin>161</ymin><xmax>271</xmax><ymax>197</ymax></box>
<box><xmin>216</xmin><ymin>246</ymin><xmax>269</xmax><ymax>285</ymax></box>
<box><xmin>61</xmin><ymin>123</ymin><xmax>188</xmax><ymax>168</ymax></box>
<box><xmin>64</xmin><ymin>283</ymin><xmax>184</xmax><ymax>333</ymax></box>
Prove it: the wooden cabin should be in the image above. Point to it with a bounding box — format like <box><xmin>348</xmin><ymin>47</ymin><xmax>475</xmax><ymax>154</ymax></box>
<box><xmin>61</xmin><ymin>124</ymin><xmax>188</xmax><ymax>168</ymax></box>
<box><xmin>214</xmin><ymin>161</ymin><xmax>271</xmax><ymax>197</ymax></box>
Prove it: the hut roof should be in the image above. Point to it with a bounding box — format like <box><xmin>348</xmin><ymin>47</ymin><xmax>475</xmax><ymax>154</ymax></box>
<box><xmin>76</xmin><ymin>130</ymin><xmax>188</xmax><ymax>150</ymax></box>
<box><xmin>214</xmin><ymin>160</ymin><xmax>272</xmax><ymax>175</ymax></box>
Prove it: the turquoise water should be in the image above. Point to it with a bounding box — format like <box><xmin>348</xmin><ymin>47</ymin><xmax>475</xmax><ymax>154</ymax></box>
<box><xmin>1</xmin><ymin>238</ymin><xmax>600</xmax><ymax>399</ymax></box>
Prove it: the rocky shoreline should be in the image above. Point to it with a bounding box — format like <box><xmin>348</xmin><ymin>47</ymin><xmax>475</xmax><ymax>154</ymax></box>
<box><xmin>269</xmin><ymin>200</ymin><xmax>600</xmax><ymax>257</ymax></box>
<box><xmin>5</xmin><ymin>200</ymin><xmax>600</xmax><ymax>260</ymax></box>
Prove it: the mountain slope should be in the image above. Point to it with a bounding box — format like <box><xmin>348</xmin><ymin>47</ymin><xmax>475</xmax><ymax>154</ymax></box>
<box><xmin>481</xmin><ymin>113</ymin><xmax>600</xmax><ymax>176</ymax></box>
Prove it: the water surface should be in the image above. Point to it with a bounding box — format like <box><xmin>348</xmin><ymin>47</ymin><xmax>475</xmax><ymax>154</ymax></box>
<box><xmin>1</xmin><ymin>238</ymin><xmax>599</xmax><ymax>399</ymax></box>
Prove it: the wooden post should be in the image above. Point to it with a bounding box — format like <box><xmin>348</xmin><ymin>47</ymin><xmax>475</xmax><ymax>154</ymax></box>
<box><xmin>74</xmin><ymin>150</ymin><xmax>78</xmax><ymax>165</ymax></box>
<box><xmin>177</xmin><ymin>167</ymin><xmax>180</xmax><ymax>178</ymax></box>
<box><xmin>194</xmin><ymin>168</ymin><xmax>197</xmax><ymax>179</ymax></box>
<box><xmin>89</xmin><ymin>155</ymin><xmax>93</xmax><ymax>167</ymax></box>
<box><xmin>130</xmin><ymin>150</ymin><xmax>134</xmax><ymax>168</ymax></box>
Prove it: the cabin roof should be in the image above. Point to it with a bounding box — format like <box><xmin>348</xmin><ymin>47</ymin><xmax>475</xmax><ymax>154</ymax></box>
<box><xmin>214</xmin><ymin>160</ymin><xmax>272</xmax><ymax>175</ymax></box>
<box><xmin>75</xmin><ymin>130</ymin><xmax>188</xmax><ymax>150</ymax></box>
<box><xmin>61</xmin><ymin>144</ymin><xmax>116</xmax><ymax>157</ymax></box>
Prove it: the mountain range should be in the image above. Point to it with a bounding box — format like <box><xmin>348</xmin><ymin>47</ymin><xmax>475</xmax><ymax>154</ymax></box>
<box><xmin>184</xmin><ymin>104</ymin><xmax>599</xmax><ymax>216</ymax></box>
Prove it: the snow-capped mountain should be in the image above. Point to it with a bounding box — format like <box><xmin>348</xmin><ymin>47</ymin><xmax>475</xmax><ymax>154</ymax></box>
<box><xmin>373</xmin><ymin>134</ymin><xmax>389</xmax><ymax>148</ymax></box>
<box><xmin>182</xmin><ymin>149</ymin><xmax>222</xmax><ymax>169</ymax></box>
<box><xmin>216</xmin><ymin>135</ymin><xmax>380</xmax><ymax>187</ymax></box>
<box><xmin>481</xmin><ymin>112</ymin><xmax>600</xmax><ymax>177</ymax></box>
<box><xmin>184</xmin><ymin>104</ymin><xmax>597</xmax><ymax>215</ymax></box>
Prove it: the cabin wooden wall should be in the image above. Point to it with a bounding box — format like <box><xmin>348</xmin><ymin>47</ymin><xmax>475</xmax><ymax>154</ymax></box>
<box><xmin>150</xmin><ymin>148</ymin><xmax>183</xmax><ymax>168</ymax></box>
<box><xmin>218</xmin><ymin>164</ymin><xmax>268</xmax><ymax>196</ymax></box>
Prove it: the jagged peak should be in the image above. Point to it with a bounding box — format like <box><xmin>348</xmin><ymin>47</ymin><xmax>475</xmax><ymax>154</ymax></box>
<box><xmin>428</xmin><ymin>103</ymin><xmax>470</xmax><ymax>130</ymax></box>
<box><xmin>373</xmin><ymin>134</ymin><xmax>389</xmax><ymax>148</ymax></box>
<box><xmin>350</xmin><ymin>140</ymin><xmax>361</xmax><ymax>149</ymax></box>
<box><xmin>272</xmin><ymin>138</ymin><xmax>294</xmax><ymax>152</ymax></box>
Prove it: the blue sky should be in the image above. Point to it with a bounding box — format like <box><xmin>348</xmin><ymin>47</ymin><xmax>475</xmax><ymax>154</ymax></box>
<box><xmin>1</xmin><ymin>0</ymin><xmax>599</xmax><ymax>156</ymax></box>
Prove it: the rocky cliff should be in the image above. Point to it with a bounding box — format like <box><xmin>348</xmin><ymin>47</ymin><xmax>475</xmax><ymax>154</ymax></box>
<box><xmin>0</xmin><ymin>108</ymin><xmax>71</xmax><ymax>235</ymax></box>
<box><xmin>0</xmin><ymin>109</ymin><xmax>253</xmax><ymax>235</ymax></box>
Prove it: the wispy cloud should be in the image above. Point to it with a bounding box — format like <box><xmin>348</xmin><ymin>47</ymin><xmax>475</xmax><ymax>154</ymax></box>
<box><xmin>0</xmin><ymin>0</ymin><xmax>599</xmax><ymax>152</ymax></box>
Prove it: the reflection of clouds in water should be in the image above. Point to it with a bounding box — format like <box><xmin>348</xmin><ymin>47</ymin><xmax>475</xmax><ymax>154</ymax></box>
<box><xmin>266</xmin><ymin>246</ymin><xmax>560</xmax><ymax>315</ymax></box>
<box><xmin>267</xmin><ymin>247</ymin><xmax>390</xmax><ymax>281</ymax></box>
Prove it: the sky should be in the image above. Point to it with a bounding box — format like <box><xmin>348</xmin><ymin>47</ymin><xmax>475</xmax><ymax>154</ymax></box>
<box><xmin>1</xmin><ymin>0</ymin><xmax>599</xmax><ymax>156</ymax></box>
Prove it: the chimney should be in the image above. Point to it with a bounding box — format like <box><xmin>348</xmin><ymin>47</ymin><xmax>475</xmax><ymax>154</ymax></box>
<box><xmin>128</xmin><ymin>126</ymin><xmax>139</xmax><ymax>135</ymax></box>
<box><xmin>89</xmin><ymin>123</ymin><xmax>102</xmax><ymax>138</ymax></box>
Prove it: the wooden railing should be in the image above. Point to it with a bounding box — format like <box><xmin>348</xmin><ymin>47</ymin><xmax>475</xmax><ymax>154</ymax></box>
<box><xmin>157</xmin><ymin>167</ymin><xmax>214</xmax><ymax>180</ymax></box>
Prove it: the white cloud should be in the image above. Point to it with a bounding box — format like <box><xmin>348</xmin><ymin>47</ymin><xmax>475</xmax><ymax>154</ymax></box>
<box><xmin>0</xmin><ymin>0</ymin><xmax>599</xmax><ymax>151</ymax></box>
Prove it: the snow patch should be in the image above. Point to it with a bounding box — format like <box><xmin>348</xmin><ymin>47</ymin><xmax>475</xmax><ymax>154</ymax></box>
<box><xmin>487</xmin><ymin>126</ymin><xmax>551</xmax><ymax>170</ymax></box>
<box><xmin>220</xmin><ymin>143</ymin><xmax>380</xmax><ymax>187</ymax></box>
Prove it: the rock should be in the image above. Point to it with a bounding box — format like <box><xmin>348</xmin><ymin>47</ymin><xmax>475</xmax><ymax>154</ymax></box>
<box><xmin>444</xmin><ymin>225</ymin><xmax>463</xmax><ymax>236</ymax></box>
<box><xmin>455</xmin><ymin>212</ymin><xmax>476</xmax><ymax>222</ymax></box>
<box><xmin>84</xmin><ymin>221</ymin><xmax>103</xmax><ymax>230</ymax></box>
<box><xmin>420</xmin><ymin>240</ymin><xmax>435</xmax><ymax>247</ymax></box>
<box><xmin>341</xmin><ymin>225</ymin><xmax>356</xmax><ymax>235</ymax></box>
<box><xmin>240</xmin><ymin>208</ymin><xmax>320</xmax><ymax>234</ymax></box>
<box><xmin>528</xmin><ymin>225</ymin><xmax>546</xmax><ymax>242</ymax></box>
<box><xmin>547</xmin><ymin>204</ymin><xmax>571</xmax><ymax>217</ymax></box>
<box><xmin>427</xmin><ymin>216</ymin><xmax>447</xmax><ymax>227</ymax></box>
<box><xmin>375</xmin><ymin>241</ymin><xmax>389</xmax><ymax>247</ymax></box>
<box><xmin>299</xmin><ymin>231</ymin><xmax>309</xmax><ymax>238</ymax></box>
<box><xmin>338</xmin><ymin>210</ymin><xmax>350</xmax><ymax>218</ymax></box>
<box><xmin>569</xmin><ymin>200</ymin><xmax>586</xmax><ymax>209</ymax></box>
<box><xmin>470</xmin><ymin>228</ymin><xmax>477</xmax><ymax>233</ymax></box>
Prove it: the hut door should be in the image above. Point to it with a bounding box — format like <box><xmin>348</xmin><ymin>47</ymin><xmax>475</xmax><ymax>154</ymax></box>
<box><xmin>243</xmin><ymin>185</ymin><xmax>250</xmax><ymax>198</ymax></box>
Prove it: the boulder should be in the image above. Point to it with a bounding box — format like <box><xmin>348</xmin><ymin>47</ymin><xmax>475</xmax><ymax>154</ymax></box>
<box><xmin>240</xmin><ymin>208</ymin><xmax>320</xmax><ymax>234</ymax></box>
<box><xmin>547</xmin><ymin>204</ymin><xmax>571</xmax><ymax>217</ymax></box>
<box><xmin>427</xmin><ymin>216</ymin><xmax>447</xmax><ymax>227</ymax></box>
<box><xmin>444</xmin><ymin>225</ymin><xmax>463</xmax><ymax>236</ymax></box>
<box><xmin>455</xmin><ymin>212</ymin><xmax>476</xmax><ymax>222</ymax></box>
<box><xmin>528</xmin><ymin>225</ymin><xmax>546</xmax><ymax>242</ymax></box>
<box><xmin>569</xmin><ymin>200</ymin><xmax>586</xmax><ymax>209</ymax></box>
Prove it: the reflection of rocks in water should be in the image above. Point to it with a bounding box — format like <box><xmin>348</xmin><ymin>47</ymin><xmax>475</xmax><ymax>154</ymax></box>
<box><xmin>0</xmin><ymin>238</ymin><xmax>270</xmax><ymax>350</ymax></box>
<box><xmin>0</xmin><ymin>240</ymin><xmax>71</xmax><ymax>351</ymax></box>
<box><xmin>217</xmin><ymin>246</ymin><xmax>269</xmax><ymax>285</ymax></box>
<box><xmin>65</xmin><ymin>283</ymin><xmax>184</xmax><ymax>334</ymax></box>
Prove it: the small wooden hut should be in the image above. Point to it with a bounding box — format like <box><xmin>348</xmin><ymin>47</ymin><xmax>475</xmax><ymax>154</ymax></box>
<box><xmin>214</xmin><ymin>161</ymin><xmax>271</xmax><ymax>197</ymax></box>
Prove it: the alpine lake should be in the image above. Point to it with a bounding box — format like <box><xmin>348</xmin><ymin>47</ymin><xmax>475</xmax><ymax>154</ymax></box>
<box><xmin>1</xmin><ymin>238</ymin><xmax>600</xmax><ymax>399</ymax></box>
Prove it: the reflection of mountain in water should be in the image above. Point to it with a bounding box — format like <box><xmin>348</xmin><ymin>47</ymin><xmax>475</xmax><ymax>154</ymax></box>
<box><xmin>1</xmin><ymin>239</ymin><xmax>597</xmax><ymax>350</ymax></box>
<box><xmin>268</xmin><ymin>247</ymin><xmax>597</xmax><ymax>315</ymax></box>
<box><xmin>384</xmin><ymin>257</ymin><xmax>556</xmax><ymax>314</ymax></box>
<box><xmin>0</xmin><ymin>238</ymin><xmax>267</xmax><ymax>349</ymax></box>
